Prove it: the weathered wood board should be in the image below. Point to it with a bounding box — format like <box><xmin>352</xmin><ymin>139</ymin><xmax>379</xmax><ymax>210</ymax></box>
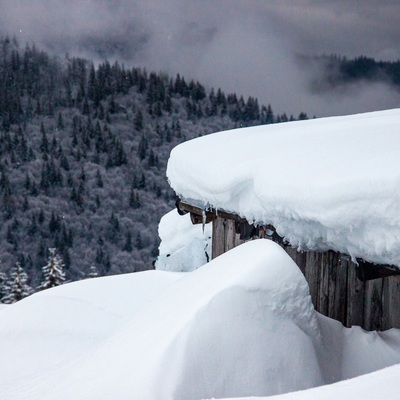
<box><xmin>211</xmin><ymin>217</ymin><xmax>225</xmax><ymax>259</ymax></box>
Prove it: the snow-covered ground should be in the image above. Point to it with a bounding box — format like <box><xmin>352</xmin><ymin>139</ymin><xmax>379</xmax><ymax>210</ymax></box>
<box><xmin>221</xmin><ymin>364</ymin><xmax>400</xmax><ymax>400</ymax></box>
<box><xmin>167</xmin><ymin>109</ymin><xmax>400</xmax><ymax>266</ymax></box>
<box><xmin>3</xmin><ymin>109</ymin><xmax>400</xmax><ymax>399</ymax></box>
<box><xmin>1</xmin><ymin>240</ymin><xmax>400</xmax><ymax>400</ymax></box>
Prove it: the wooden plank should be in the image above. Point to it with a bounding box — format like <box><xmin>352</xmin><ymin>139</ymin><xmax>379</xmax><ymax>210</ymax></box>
<box><xmin>382</xmin><ymin>275</ymin><xmax>400</xmax><ymax>330</ymax></box>
<box><xmin>364</xmin><ymin>278</ymin><xmax>384</xmax><ymax>331</ymax></box>
<box><xmin>318</xmin><ymin>252</ymin><xmax>329</xmax><ymax>317</ymax></box>
<box><xmin>295</xmin><ymin>250</ymin><xmax>307</xmax><ymax>276</ymax></box>
<box><xmin>389</xmin><ymin>276</ymin><xmax>400</xmax><ymax>328</ymax></box>
<box><xmin>212</xmin><ymin>217</ymin><xmax>225</xmax><ymax>259</ymax></box>
<box><xmin>346</xmin><ymin>260</ymin><xmax>365</xmax><ymax>328</ymax></box>
<box><xmin>328</xmin><ymin>252</ymin><xmax>348</xmax><ymax>324</ymax></box>
<box><xmin>224</xmin><ymin>219</ymin><xmax>237</xmax><ymax>252</ymax></box>
<box><xmin>327</xmin><ymin>252</ymin><xmax>337</xmax><ymax>320</ymax></box>
<box><xmin>336</xmin><ymin>253</ymin><xmax>348</xmax><ymax>325</ymax></box>
<box><xmin>305</xmin><ymin>251</ymin><xmax>320</xmax><ymax>312</ymax></box>
<box><xmin>382</xmin><ymin>278</ymin><xmax>390</xmax><ymax>330</ymax></box>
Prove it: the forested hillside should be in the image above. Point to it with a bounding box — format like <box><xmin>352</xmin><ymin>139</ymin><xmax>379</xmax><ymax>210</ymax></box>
<box><xmin>0</xmin><ymin>36</ymin><xmax>308</xmax><ymax>300</ymax></box>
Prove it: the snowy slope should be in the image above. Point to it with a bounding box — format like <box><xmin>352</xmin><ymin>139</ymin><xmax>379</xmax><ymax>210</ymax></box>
<box><xmin>0</xmin><ymin>270</ymin><xmax>182</xmax><ymax>389</ymax></box>
<box><xmin>220</xmin><ymin>364</ymin><xmax>400</xmax><ymax>400</ymax></box>
<box><xmin>167</xmin><ymin>109</ymin><xmax>400</xmax><ymax>266</ymax></box>
<box><xmin>1</xmin><ymin>240</ymin><xmax>400</xmax><ymax>399</ymax></box>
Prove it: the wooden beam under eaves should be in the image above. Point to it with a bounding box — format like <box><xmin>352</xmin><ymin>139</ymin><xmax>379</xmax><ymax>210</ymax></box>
<box><xmin>356</xmin><ymin>259</ymin><xmax>400</xmax><ymax>281</ymax></box>
<box><xmin>177</xmin><ymin>200</ymin><xmax>247</xmax><ymax>223</ymax></box>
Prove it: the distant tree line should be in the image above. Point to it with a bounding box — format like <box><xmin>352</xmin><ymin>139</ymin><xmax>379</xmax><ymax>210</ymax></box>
<box><xmin>300</xmin><ymin>54</ymin><xmax>400</xmax><ymax>91</ymax></box>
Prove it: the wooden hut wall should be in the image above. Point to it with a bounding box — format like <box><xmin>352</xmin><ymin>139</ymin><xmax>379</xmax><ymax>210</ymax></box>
<box><xmin>211</xmin><ymin>216</ymin><xmax>400</xmax><ymax>331</ymax></box>
<box><xmin>283</xmin><ymin>247</ymin><xmax>400</xmax><ymax>330</ymax></box>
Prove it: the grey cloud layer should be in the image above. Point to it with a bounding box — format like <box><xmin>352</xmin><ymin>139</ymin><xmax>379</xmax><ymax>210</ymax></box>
<box><xmin>1</xmin><ymin>0</ymin><xmax>400</xmax><ymax>116</ymax></box>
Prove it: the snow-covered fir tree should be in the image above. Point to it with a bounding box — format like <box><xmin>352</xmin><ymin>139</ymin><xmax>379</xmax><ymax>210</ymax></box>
<box><xmin>0</xmin><ymin>271</ymin><xmax>8</xmax><ymax>303</ymax></box>
<box><xmin>38</xmin><ymin>248</ymin><xmax>66</xmax><ymax>290</ymax></box>
<box><xmin>88</xmin><ymin>265</ymin><xmax>99</xmax><ymax>278</ymax></box>
<box><xmin>1</xmin><ymin>262</ymin><xmax>33</xmax><ymax>304</ymax></box>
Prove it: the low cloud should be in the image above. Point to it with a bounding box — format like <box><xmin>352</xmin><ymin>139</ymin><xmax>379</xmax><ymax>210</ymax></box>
<box><xmin>1</xmin><ymin>0</ymin><xmax>400</xmax><ymax>117</ymax></box>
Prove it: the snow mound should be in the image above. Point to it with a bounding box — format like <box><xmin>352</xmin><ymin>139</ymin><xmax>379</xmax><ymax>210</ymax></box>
<box><xmin>1</xmin><ymin>240</ymin><xmax>323</xmax><ymax>399</ymax></box>
<box><xmin>156</xmin><ymin>209</ymin><xmax>212</xmax><ymax>272</ymax></box>
<box><xmin>0</xmin><ymin>271</ymin><xmax>181</xmax><ymax>388</ymax></box>
<box><xmin>224</xmin><ymin>364</ymin><xmax>400</xmax><ymax>400</ymax></box>
<box><xmin>2</xmin><ymin>239</ymin><xmax>400</xmax><ymax>399</ymax></box>
<box><xmin>167</xmin><ymin>109</ymin><xmax>400</xmax><ymax>266</ymax></box>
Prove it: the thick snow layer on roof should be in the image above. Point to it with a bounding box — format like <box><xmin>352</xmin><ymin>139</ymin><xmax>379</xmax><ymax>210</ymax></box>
<box><xmin>1</xmin><ymin>240</ymin><xmax>400</xmax><ymax>399</ymax></box>
<box><xmin>167</xmin><ymin>109</ymin><xmax>400</xmax><ymax>266</ymax></box>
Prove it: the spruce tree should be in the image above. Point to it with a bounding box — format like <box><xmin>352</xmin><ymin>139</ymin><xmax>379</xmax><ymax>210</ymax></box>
<box><xmin>96</xmin><ymin>169</ymin><xmax>104</xmax><ymax>188</ymax></box>
<box><xmin>2</xmin><ymin>262</ymin><xmax>32</xmax><ymax>303</ymax></box>
<box><xmin>0</xmin><ymin>271</ymin><xmax>8</xmax><ymax>303</ymax></box>
<box><xmin>88</xmin><ymin>265</ymin><xmax>99</xmax><ymax>278</ymax></box>
<box><xmin>38</xmin><ymin>248</ymin><xmax>66</xmax><ymax>290</ymax></box>
<box><xmin>134</xmin><ymin>110</ymin><xmax>143</xmax><ymax>131</ymax></box>
<box><xmin>138</xmin><ymin>135</ymin><xmax>148</xmax><ymax>160</ymax></box>
<box><xmin>129</xmin><ymin>188</ymin><xmax>141</xmax><ymax>208</ymax></box>
<box><xmin>40</xmin><ymin>122</ymin><xmax>49</xmax><ymax>157</ymax></box>
<box><xmin>123</xmin><ymin>230</ymin><xmax>133</xmax><ymax>252</ymax></box>
<box><xmin>136</xmin><ymin>231</ymin><xmax>143</xmax><ymax>250</ymax></box>
<box><xmin>57</xmin><ymin>112</ymin><xmax>64</xmax><ymax>130</ymax></box>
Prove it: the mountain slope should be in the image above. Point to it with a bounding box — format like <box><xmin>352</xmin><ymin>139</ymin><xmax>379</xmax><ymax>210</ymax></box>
<box><xmin>0</xmin><ymin>37</ymin><xmax>308</xmax><ymax>292</ymax></box>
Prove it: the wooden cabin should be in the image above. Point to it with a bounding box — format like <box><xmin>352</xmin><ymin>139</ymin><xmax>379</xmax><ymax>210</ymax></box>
<box><xmin>177</xmin><ymin>199</ymin><xmax>400</xmax><ymax>331</ymax></box>
<box><xmin>167</xmin><ymin>110</ymin><xmax>400</xmax><ymax>332</ymax></box>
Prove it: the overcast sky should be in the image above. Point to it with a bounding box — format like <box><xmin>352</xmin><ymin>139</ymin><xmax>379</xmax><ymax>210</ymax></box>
<box><xmin>1</xmin><ymin>0</ymin><xmax>400</xmax><ymax>117</ymax></box>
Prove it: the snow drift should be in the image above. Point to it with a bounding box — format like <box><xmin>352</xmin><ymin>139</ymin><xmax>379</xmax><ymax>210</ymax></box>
<box><xmin>0</xmin><ymin>240</ymin><xmax>322</xmax><ymax>399</ymax></box>
<box><xmin>167</xmin><ymin>109</ymin><xmax>400</xmax><ymax>266</ymax></box>
<box><xmin>2</xmin><ymin>240</ymin><xmax>400</xmax><ymax>399</ymax></box>
<box><xmin>0</xmin><ymin>270</ymin><xmax>182</xmax><ymax>390</ymax></box>
<box><xmin>223</xmin><ymin>364</ymin><xmax>400</xmax><ymax>400</ymax></box>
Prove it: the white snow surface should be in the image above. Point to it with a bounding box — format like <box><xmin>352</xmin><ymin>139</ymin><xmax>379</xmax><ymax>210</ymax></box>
<box><xmin>156</xmin><ymin>209</ymin><xmax>212</xmax><ymax>272</ymax></box>
<box><xmin>167</xmin><ymin>109</ymin><xmax>400</xmax><ymax>266</ymax></box>
<box><xmin>1</xmin><ymin>240</ymin><xmax>400</xmax><ymax>400</ymax></box>
<box><xmin>219</xmin><ymin>364</ymin><xmax>400</xmax><ymax>400</ymax></box>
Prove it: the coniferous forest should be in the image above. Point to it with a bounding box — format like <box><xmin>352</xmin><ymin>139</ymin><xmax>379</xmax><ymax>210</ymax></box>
<box><xmin>0</xmin><ymin>35</ymin><xmax>312</xmax><ymax>301</ymax></box>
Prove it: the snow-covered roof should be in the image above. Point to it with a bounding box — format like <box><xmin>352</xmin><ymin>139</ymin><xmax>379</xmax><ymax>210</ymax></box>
<box><xmin>167</xmin><ymin>109</ymin><xmax>400</xmax><ymax>266</ymax></box>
